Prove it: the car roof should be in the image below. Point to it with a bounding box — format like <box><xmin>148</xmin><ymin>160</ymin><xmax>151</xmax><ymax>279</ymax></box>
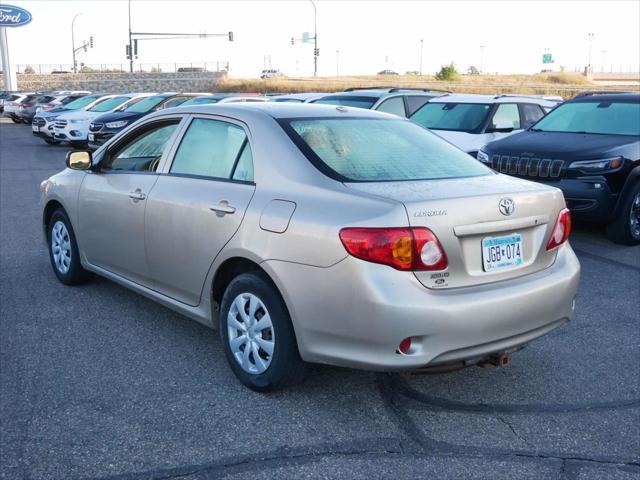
<box><xmin>166</xmin><ymin>101</ymin><xmax>400</xmax><ymax>121</ymax></box>
<box><xmin>570</xmin><ymin>92</ymin><xmax>639</xmax><ymax>103</ymax></box>
<box><xmin>271</xmin><ymin>92</ymin><xmax>325</xmax><ymax>101</ymax></box>
<box><xmin>428</xmin><ymin>93</ymin><xmax>559</xmax><ymax>106</ymax></box>
<box><xmin>314</xmin><ymin>89</ymin><xmax>446</xmax><ymax>101</ymax></box>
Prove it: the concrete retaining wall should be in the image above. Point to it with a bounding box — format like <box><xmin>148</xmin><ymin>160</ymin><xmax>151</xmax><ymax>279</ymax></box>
<box><xmin>1</xmin><ymin>71</ymin><xmax>227</xmax><ymax>93</ymax></box>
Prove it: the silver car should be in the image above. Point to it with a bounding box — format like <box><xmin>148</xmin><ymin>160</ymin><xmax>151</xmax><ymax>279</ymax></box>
<box><xmin>40</xmin><ymin>103</ymin><xmax>580</xmax><ymax>391</ymax></box>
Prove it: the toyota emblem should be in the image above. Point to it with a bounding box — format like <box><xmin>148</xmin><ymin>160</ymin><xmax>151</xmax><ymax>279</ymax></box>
<box><xmin>499</xmin><ymin>198</ymin><xmax>515</xmax><ymax>216</ymax></box>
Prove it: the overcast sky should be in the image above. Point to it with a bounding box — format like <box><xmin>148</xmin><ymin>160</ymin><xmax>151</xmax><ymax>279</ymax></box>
<box><xmin>4</xmin><ymin>0</ymin><xmax>640</xmax><ymax>77</ymax></box>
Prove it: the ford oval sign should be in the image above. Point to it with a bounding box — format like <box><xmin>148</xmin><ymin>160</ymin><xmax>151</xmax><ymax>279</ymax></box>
<box><xmin>0</xmin><ymin>4</ymin><xmax>32</xmax><ymax>27</ymax></box>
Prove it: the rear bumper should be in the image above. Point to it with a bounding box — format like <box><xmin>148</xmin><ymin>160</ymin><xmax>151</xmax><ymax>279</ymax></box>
<box><xmin>263</xmin><ymin>244</ymin><xmax>580</xmax><ymax>371</ymax></box>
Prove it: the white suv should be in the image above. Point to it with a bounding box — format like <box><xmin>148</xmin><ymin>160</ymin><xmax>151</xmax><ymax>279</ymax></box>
<box><xmin>52</xmin><ymin>93</ymin><xmax>153</xmax><ymax>147</ymax></box>
<box><xmin>409</xmin><ymin>94</ymin><xmax>562</xmax><ymax>157</ymax></box>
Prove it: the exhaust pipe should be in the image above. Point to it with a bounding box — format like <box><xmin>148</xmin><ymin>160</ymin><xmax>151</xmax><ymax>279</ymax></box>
<box><xmin>478</xmin><ymin>352</ymin><xmax>510</xmax><ymax>369</ymax></box>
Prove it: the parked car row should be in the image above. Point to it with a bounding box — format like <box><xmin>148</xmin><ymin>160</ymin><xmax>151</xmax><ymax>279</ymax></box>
<box><xmin>6</xmin><ymin>87</ymin><xmax>639</xmax><ymax>245</ymax></box>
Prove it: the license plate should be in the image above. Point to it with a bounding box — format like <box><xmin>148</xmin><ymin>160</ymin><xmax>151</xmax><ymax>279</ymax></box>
<box><xmin>482</xmin><ymin>233</ymin><xmax>523</xmax><ymax>272</ymax></box>
<box><xmin>88</xmin><ymin>133</ymin><xmax>94</xmax><ymax>142</ymax></box>
<box><xmin>32</xmin><ymin>125</ymin><xmax>40</xmax><ymax>133</ymax></box>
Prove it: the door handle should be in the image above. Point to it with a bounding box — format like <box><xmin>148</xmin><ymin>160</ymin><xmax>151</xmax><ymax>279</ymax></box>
<box><xmin>129</xmin><ymin>189</ymin><xmax>146</xmax><ymax>201</ymax></box>
<box><xmin>210</xmin><ymin>200</ymin><xmax>236</xmax><ymax>216</ymax></box>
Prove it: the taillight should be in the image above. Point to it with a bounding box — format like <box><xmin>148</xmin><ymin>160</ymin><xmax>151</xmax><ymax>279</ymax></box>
<box><xmin>339</xmin><ymin>227</ymin><xmax>448</xmax><ymax>271</ymax></box>
<box><xmin>546</xmin><ymin>208</ymin><xmax>572</xmax><ymax>250</ymax></box>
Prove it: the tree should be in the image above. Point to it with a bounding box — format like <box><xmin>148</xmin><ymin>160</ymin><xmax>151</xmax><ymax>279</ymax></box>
<box><xmin>23</xmin><ymin>65</ymin><xmax>35</xmax><ymax>74</ymax></box>
<box><xmin>467</xmin><ymin>65</ymin><xmax>480</xmax><ymax>76</ymax></box>
<box><xmin>435</xmin><ymin>63</ymin><xmax>460</xmax><ymax>81</ymax></box>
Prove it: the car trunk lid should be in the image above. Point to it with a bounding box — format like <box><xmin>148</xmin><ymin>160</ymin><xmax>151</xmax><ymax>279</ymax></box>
<box><xmin>345</xmin><ymin>173</ymin><xmax>567</xmax><ymax>289</ymax></box>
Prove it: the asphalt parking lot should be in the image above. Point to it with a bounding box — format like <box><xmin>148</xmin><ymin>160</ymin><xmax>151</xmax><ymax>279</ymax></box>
<box><xmin>1</xmin><ymin>117</ymin><xmax>638</xmax><ymax>480</ymax></box>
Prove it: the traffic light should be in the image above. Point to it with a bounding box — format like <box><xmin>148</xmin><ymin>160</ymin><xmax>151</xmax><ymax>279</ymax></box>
<box><xmin>89</xmin><ymin>36</ymin><xmax>94</xmax><ymax>48</ymax></box>
<box><xmin>314</xmin><ymin>48</ymin><xmax>319</xmax><ymax>57</ymax></box>
<box><xmin>133</xmin><ymin>39</ymin><xmax>138</xmax><ymax>56</ymax></box>
<box><xmin>228</xmin><ymin>31</ymin><xmax>233</xmax><ymax>41</ymax></box>
<box><xmin>126</xmin><ymin>44</ymin><xmax>131</xmax><ymax>59</ymax></box>
<box><xmin>291</xmin><ymin>37</ymin><xmax>294</xmax><ymax>45</ymax></box>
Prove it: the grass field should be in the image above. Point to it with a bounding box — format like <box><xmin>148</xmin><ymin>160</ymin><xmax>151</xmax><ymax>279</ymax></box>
<box><xmin>218</xmin><ymin>71</ymin><xmax>639</xmax><ymax>98</ymax></box>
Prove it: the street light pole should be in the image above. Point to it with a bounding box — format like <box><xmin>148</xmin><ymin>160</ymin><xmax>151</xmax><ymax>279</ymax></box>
<box><xmin>587</xmin><ymin>33</ymin><xmax>594</xmax><ymax>71</ymax></box>
<box><xmin>310</xmin><ymin>0</ymin><xmax>317</xmax><ymax>77</ymax></box>
<box><xmin>71</xmin><ymin>13</ymin><xmax>82</xmax><ymax>73</ymax></box>
<box><xmin>419</xmin><ymin>39</ymin><xmax>423</xmax><ymax>75</ymax></box>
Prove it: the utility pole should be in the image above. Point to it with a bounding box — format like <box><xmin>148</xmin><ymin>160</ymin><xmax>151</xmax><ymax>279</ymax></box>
<box><xmin>479</xmin><ymin>45</ymin><xmax>486</xmax><ymax>74</ymax></box>
<box><xmin>419</xmin><ymin>39</ymin><xmax>423</xmax><ymax>75</ymax></box>
<box><xmin>310</xmin><ymin>0</ymin><xmax>318</xmax><ymax>77</ymax></box>
<box><xmin>587</xmin><ymin>33</ymin><xmax>594</xmax><ymax>71</ymax></box>
<box><xmin>336</xmin><ymin>49</ymin><xmax>339</xmax><ymax>77</ymax></box>
<box><xmin>128</xmin><ymin>0</ymin><xmax>133</xmax><ymax>72</ymax></box>
<box><xmin>71</xmin><ymin>13</ymin><xmax>82</xmax><ymax>73</ymax></box>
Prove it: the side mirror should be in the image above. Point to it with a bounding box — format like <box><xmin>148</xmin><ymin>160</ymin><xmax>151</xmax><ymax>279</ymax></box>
<box><xmin>66</xmin><ymin>150</ymin><xmax>92</xmax><ymax>170</ymax></box>
<box><xmin>489</xmin><ymin>121</ymin><xmax>515</xmax><ymax>133</ymax></box>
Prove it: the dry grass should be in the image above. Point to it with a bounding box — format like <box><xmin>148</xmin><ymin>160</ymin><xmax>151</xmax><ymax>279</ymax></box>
<box><xmin>216</xmin><ymin>72</ymin><xmax>637</xmax><ymax>98</ymax></box>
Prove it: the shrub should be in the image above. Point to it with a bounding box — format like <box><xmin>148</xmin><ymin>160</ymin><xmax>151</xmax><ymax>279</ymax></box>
<box><xmin>23</xmin><ymin>65</ymin><xmax>35</xmax><ymax>74</ymax></box>
<box><xmin>435</xmin><ymin>63</ymin><xmax>460</xmax><ymax>81</ymax></box>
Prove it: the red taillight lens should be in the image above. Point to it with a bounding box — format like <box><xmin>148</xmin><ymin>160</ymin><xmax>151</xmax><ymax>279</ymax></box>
<box><xmin>339</xmin><ymin>227</ymin><xmax>448</xmax><ymax>271</ymax></box>
<box><xmin>546</xmin><ymin>208</ymin><xmax>572</xmax><ymax>250</ymax></box>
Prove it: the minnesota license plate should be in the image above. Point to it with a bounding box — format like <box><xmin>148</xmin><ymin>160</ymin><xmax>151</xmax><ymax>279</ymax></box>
<box><xmin>482</xmin><ymin>233</ymin><xmax>523</xmax><ymax>272</ymax></box>
<box><xmin>88</xmin><ymin>133</ymin><xmax>94</xmax><ymax>142</ymax></box>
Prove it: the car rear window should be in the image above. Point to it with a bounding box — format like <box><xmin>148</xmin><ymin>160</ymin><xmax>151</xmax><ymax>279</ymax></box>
<box><xmin>531</xmin><ymin>101</ymin><xmax>640</xmax><ymax>136</ymax></box>
<box><xmin>312</xmin><ymin>95</ymin><xmax>378</xmax><ymax>109</ymax></box>
<box><xmin>282</xmin><ymin>118</ymin><xmax>490</xmax><ymax>182</ymax></box>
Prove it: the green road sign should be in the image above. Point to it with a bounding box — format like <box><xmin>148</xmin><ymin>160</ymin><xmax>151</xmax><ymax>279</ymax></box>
<box><xmin>542</xmin><ymin>53</ymin><xmax>553</xmax><ymax>64</ymax></box>
<box><xmin>302</xmin><ymin>32</ymin><xmax>310</xmax><ymax>43</ymax></box>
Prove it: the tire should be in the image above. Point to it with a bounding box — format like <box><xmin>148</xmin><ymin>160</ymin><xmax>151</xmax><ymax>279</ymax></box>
<box><xmin>47</xmin><ymin>209</ymin><xmax>92</xmax><ymax>285</ymax></box>
<box><xmin>43</xmin><ymin>137</ymin><xmax>60</xmax><ymax>145</ymax></box>
<box><xmin>219</xmin><ymin>272</ymin><xmax>307</xmax><ymax>391</ymax></box>
<box><xmin>606</xmin><ymin>181</ymin><xmax>640</xmax><ymax>245</ymax></box>
<box><xmin>10</xmin><ymin>116</ymin><xmax>21</xmax><ymax>124</ymax></box>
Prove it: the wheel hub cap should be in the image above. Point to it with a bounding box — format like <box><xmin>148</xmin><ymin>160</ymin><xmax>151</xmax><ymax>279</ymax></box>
<box><xmin>630</xmin><ymin>192</ymin><xmax>640</xmax><ymax>240</ymax></box>
<box><xmin>227</xmin><ymin>293</ymin><xmax>275</xmax><ymax>374</ymax></box>
<box><xmin>51</xmin><ymin>221</ymin><xmax>71</xmax><ymax>274</ymax></box>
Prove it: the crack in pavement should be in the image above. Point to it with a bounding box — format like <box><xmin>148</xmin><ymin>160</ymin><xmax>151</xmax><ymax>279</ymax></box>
<box><xmin>392</xmin><ymin>374</ymin><xmax>640</xmax><ymax>414</ymax></box>
<box><xmin>374</xmin><ymin>373</ymin><xmax>639</xmax><ymax>474</ymax></box>
<box><xmin>497</xmin><ymin>415</ymin><xmax>532</xmax><ymax>449</ymax></box>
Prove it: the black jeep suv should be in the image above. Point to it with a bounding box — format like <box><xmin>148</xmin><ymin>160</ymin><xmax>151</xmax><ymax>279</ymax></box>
<box><xmin>480</xmin><ymin>92</ymin><xmax>640</xmax><ymax>245</ymax></box>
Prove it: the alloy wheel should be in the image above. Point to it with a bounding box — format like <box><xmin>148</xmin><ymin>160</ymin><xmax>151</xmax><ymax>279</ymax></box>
<box><xmin>630</xmin><ymin>192</ymin><xmax>640</xmax><ymax>240</ymax></box>
<box><xmin>227</xmin><ymin>293</ymin><xmax>275</xmax><ymax>374</ymax></box>
<box><xmin>51</xmin><ymin>221</ymin><xmax>71</xmax><ymax>274</ymax></box>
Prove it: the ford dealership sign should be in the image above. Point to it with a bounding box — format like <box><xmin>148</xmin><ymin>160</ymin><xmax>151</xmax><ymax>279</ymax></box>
<box><xmin>0</xmin><ymin>4</ymin><xmax>32</xmax><ymax>27</ymax></box>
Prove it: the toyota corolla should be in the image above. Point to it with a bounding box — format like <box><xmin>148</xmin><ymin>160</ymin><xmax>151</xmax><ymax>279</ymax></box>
<box><xmin>40</xmin><ymin>103</ymin><xmax>580</xmax><ymax>391</ymax></box>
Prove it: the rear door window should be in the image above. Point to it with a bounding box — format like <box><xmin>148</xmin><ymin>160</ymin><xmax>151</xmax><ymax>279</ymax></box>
<box><xmin>405</xmin><ymin>96</ymin><xmax>432</xmax><ymax>116</ymax></box>
<box><xmin>170</xmin><ymin>118</ymin><xmax>253</xmax><ymax>181</ymax></box>
<box><xmin>520</xmin><ymin>104</ymin><xmax>545</xmax><ymax>128</ymax></box>
<box><xmin>375</xmin><ymin>97</ymin><xmax>406</xmax><ymax>116</ymax></box>
<box><xmin>490</xmin><ymin>103</ymin><xmax>521</xmax><ymax>130</ymax></box>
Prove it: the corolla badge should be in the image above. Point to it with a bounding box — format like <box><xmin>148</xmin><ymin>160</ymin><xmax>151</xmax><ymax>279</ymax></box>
<box><xmin>0</xmin><ymin>5</ymin><xmax>32</xmax><ymax>27</ymax></box>
<box><xmin>498</xmin><ymin>198</ymin><xmax>515</xmax><ymax>216</ymax></box>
